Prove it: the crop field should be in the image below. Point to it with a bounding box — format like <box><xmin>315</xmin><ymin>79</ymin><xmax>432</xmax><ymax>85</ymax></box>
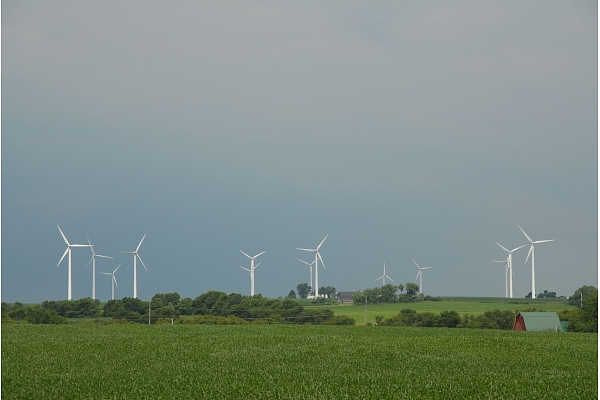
<box><xmin>326</xmin><ymin>298</ymin><xmax>575</xmax><ymax>325</ymax></box>
<box><xmin>2</xmin><ymin>324</ymin><xmax>596</xmax><ymax>399</ymax></box>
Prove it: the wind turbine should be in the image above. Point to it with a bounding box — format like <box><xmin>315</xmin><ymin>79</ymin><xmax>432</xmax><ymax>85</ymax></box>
<box><xmin>491</xmin><ymin>257</ymin><xmax>510</xmax><ymax>298</ymax></box>
<box><xmin>297</xmin><ymin>259</ymin><xmax>315</xmax><ymax>294</ymax></box>
<box><xmin>297</xmin><ymin>235</ymin><xmax>328</xmax><ymax>298</ymax></box>
<box><xmin>86</xmin><ymin>238</ymin><xmax>113</xmax><ymax>300</ymax></box>
<box><xmin>121</xmin><ymin>234</ymin><xmax>147</xmax><ymax>299</ymax></box>
<box><xmin>56</xmin><ymin>226</ymin><xmax>92</xmax><ymax>301</ymax></box>
<box><xmin>519</xmin><ymin>226</ymin><xmax>555</xmax><ymax>299</ymax></box>
<box><xmin>412</xmin><ymin>258</ymin><xmax>433</xmax><ymax>295</ymax></box>
<box><xmin>239</xmin><ymin>250</ymin><xmax>266</xmax><ymax>296</ymax></box>
<box><xmin>100</xmin><ymin>264</ymin><xmax>121</xmax><ymax>301</ymax></box>
<box><xmin>375</xmin><ymin>262</ymin><xmax>395</xmax><ymax>286</ymax></box>
<box><xmin>494</xmin><ymin>242</ymin><xmax>527</xmax><ymax>298</ymax></box>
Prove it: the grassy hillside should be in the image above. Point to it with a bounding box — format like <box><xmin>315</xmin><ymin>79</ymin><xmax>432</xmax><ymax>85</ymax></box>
<box><xmin>319</xmin><ymin>297</ymin><xmax>574</xmax><ymax>326</ymax></box>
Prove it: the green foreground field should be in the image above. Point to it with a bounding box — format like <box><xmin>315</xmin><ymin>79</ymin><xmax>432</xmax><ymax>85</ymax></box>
<box><xmin>320</xmin><ymin>297</ymin><xmax>575</xmax><ymax>326</ymax></box>
<box><xmin>2</xmin><ymin>324</ymin><xmax>596</xmax><ymax>399</ymax></box>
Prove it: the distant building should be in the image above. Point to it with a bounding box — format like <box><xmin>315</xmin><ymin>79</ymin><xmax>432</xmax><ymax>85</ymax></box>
<box><xmin>513</xmin><ymin>312</ymin><xmax>562</xmax><ymax>332</ymax></box>
<box><xmin>337</xmin><ymin>292</ymin><xmax>354</xmax><ymax>304</ymax></box>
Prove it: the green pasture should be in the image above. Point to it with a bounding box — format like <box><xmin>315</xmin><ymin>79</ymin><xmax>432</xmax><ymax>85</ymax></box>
<box><xmin>325</xmin><ymin>298</ymin><xmax>575</xmax><ymax>326</ymax></box>
<box><xmin>2</xmin><ymin>324</ymin><xmax>596</xmax><ymax>399</ymax></box>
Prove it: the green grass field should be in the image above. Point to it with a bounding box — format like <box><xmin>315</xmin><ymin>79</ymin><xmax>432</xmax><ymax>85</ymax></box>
<box><xmin>2</xmin><ymin>324</ymin><xmax>596</xmax><ymax>399</ymax></box>
<box><xmin>320</xmin><ymin>297</ymin><xmax>575</xmax><ymax>326</ymax></box>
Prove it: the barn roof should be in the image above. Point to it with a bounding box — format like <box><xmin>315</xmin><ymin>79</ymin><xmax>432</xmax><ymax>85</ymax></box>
<box><xmin>516</xmin><ymin>312</ymin><xmax>562</xmax><ymax>332</ymax></box>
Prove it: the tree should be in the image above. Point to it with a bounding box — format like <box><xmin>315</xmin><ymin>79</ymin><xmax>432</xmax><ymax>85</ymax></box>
<box><xmin>296</xmin><ymin>283</ymin><xmax>311</xmax><ymax>299</ymax></box>
<box><xmin>318</xmin><ymin>286</ymin><xmax>337</xmax><ymax>298</ymax></box>
<box><xmin>287</xmin><ymin>290</ymin><xmax>297</xmax><ymax>298</ymax></box>
<box><xmin>568</xmin><ymin>285</ymin><xmax>598</xmax><ymax>307</ymax></box>
<box><xmin>404</xmin><ymin>282</ymin><xmax>420</xmax><ymax>298</ymax></box>
<box><xmin>397</xmin><ymin>284</ymin><xmax>404</xmax><ymax>294</ymax></box>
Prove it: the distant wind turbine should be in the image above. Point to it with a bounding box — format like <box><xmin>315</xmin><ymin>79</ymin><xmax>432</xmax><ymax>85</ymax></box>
<box><xmin>494</xmin><ymin>242</ymin><xmax>527</xmax><ymax>298</ymax></box>
<box><xmin>120</xmin><ymin>234</ymin><xmax>147</xmax><ymax>299</ymax></box>
<box><xmin>239</xmin><ymin>250</ymin><xmax>266</xmax><ymax>296</ymax></box>
<box><xmin>375</xmin><ymin>262</ymin><xmax>395</xmax><ymax>286</ymax></box>
<box><xmin>519</xmin><ymin>226</ymin><xmax>555</xmax><ymax>299</ymax></box>
<box><xmin>298</xmin><ymin>259</ymin><xmax>315</xmax><ymax>294</ymax></box>
<box><xmin>412</xmin><ymin>258</ymin><xmax>433</xmax><ymax>295</ymax></box>
<box><xmin>86</xmin><ymin>238</ymin><xmax>113</xmax><ymax>300</ymax></box>
<box><xmin>297</xmin><ymin>235</ymin><xmax>328</xmax><ymax>297</ymax></box>
<box><xmin>56</xmin><ymin>226</ymin><xmax>92</xmax><ymax>301</ymax></box>
<box><xmin>100</xmin><ymin>264</ymin><xmax>121</xmax><ymax>301</ymax></box>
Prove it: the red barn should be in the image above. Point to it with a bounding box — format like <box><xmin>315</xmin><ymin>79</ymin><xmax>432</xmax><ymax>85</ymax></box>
<box><xmin>513</xmin><ymin>312</ymin><xmax>562</xmax><ymax>332</ymax></box>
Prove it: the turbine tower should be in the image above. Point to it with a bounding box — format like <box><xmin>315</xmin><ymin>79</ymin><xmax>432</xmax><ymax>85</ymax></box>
<box><xmin>100</xmin><ymin>264</ymin><xmax>121</xmax><ymax>301</ymax></box>
<box><xmin>519</xmin><ymin>226</ymin><xmax>555</xmax><ymax>299</ymax></box>
<box><xmin>86</xmin><ymin>238</ymin><xmax>113</xmax><ymax>300</ymax></box>
<box><xmin>494</xmin><ymin>242</ymin><xmax>527</xmax><ymax>298</ymax></box>
<box><xmin>239</xmin><ymin>250</ymin><xmax>266</xmax><ymax>296</ymax></box>
<box><xmin>491</xmin><ymin>258</ymin><xmax>510</xmax><ymax>298</ymax></box>
<box><xmin>298</xmin><ymin>259</ymin><xmax>315</xmax><ymax>294</ymax></box>
<box><xmin>297</xmin><ymin>235</ymin><xmax>328</xmax><ymax>298</ymax></box>
<box><xmin>375</xmin><ymin>262</ymin><xmax>395</xmax><ymax>286</ymax></box>
<box><xmin>121</xmin><ymin>234</ymin><xmax>147</xmax><ymax>299</ymax></box>
<box><xmin>412</xmin><ymin>258</ymin><xmax>433</xmax><ymax>295</ymax></box>
<box><xmin>56</xmin><ymin>226</ymin><xmax>91</xmax><ymax>301</ymax></box>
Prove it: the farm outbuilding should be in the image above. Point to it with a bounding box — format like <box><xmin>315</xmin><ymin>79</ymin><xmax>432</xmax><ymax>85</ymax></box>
<box><xmin>513</xmin><ymin>312</ymin><xmax>562</xmax><ymax>332</ymax></box>
<box><xmin>337</xmin><ymin>292</ymin><xmax>354</xmax><ymax>303</ymax></box>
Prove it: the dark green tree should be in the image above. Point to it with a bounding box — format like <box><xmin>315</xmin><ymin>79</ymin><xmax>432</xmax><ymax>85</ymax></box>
<box><xmin>568</xmin><ymin>285</ymin><xmax>598</xmax><ymax>307</ymax></box>
<box><xmin>287</xmin><ymin>290</ymin><xmax>297</xmax><ymax>298</ymax></box>
<box><xmin>296</xmin><ymin>283</ymin><xmax>311</xmax><ymax>299</ymax></box>
<box><xmin>318</xmin><ymin>286</ymin><xmax>337</xmax><ymax>298</ymax></box>
<box><xmin>404</xmin><ymin>282</ymin><xmax>420</xmax><ymax>298</ymax></box>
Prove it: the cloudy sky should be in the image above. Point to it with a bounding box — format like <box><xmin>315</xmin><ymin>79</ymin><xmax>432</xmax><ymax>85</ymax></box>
<box><xmin>2</xmin><ymin>1</ymin><xmax>597</xmax><ymax>303</ymax></box>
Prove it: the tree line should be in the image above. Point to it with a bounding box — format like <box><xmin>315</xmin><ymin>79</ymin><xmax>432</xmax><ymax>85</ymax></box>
<box><xmin>1</xmin><ymin>291</ymin><xmax>355</xmax><ymax>326</ymax></box>
<box><xmin>351</xmin><ymin>283</ymin><xmax>435</xmax><ymax>304</ymax></box>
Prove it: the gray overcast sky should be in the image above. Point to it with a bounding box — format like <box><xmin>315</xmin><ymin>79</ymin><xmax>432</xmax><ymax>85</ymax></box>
<box><xmin>2</xmin><ymin>1</ymin><xmax>597</xmax><ymax>303</ymax></box>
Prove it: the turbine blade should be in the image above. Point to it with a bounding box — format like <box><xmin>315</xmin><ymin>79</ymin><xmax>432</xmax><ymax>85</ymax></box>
<box><xmin>57</xmin><ymin>226</ymin><xmax>69</xmax><ymax>245</ymax></box>
<box><xmin>422</xmin><ymin>267</ymin><xmax>434</xmax><ymax>270</ymax></box>
<box><xmin>414</xmin><ymin>271</ymin><xmax>420</xmax><ymax>282</ymax></box>
<box><xmin>254</xmin><ymin>262</ymin><xmax>261</xmax><ymax>269</ymax></box>
<box><xmin>386</xmin><ymin>275</ymin><xmax>396</xmax><ymax>283</ymax></box>
<box><xmin>113</xmin><ymin>275</ymin><xmax>118</xmax><ymax>287</ymax></box>
<box><xmin>317</xmin><ymin>252</ymin><xmax>325</xmax><ymax>269</ymax></box>
<box><xmin>495</xmin><ymin>242</ymin><xmax>509</xmax><ymax>253</ymax></box>
<box><xmin>298</xmin><ymin>259</ymin><xmax>311</xmax><ymax>266</ymax></box>
<box><xmin>518</xmin><ymin>225</ymin><xmax>533</xmax><ymax>243</ymax></box>
<box><xmin>296</xmin><ymin>248</ymin><xmax>315</xmax><ymax>252</ymax></box>
<box><xmin>100</xmin><ymin>272</ymin><xmax>112</xmax><ymax>275</ymax></box>
<box><xmin>240</xmin><ymin>250</ymin><xmax>252</xmax><ymax>259</ymax></box>
<box><xmin>412</xmin><ymin>258</ymin><xmax>420</xmax><ymax>269</ymax></box>
<box><xmin>137</xmin><ymin>254</ymin><xmax>148</xmax><ymax>271</ymax></box>
<box><xmin>533</xmin><ymin>239</ymin><xmax>555</xmax><ymax>244</ymax></box>
<box><xmin>121</xmin><ymin>251</ymin><xmax>135</xmax><ymax>254</ymax></box>
<box><xmin>254</xmin><ymin>251</ymin><xmax>266</xmax><ymax>259</ymax></box>
<box><xmin>525</xmin><ymin>244</ymin><xmax>533</xmax><ymax>263</ymax></box>
<box><xmin>88</xmin><ymin>238</ymin><xmax>96</xmax><ymax>255</ymax></box>
<box><xmin>316</xmin><ymin>234</ymin><xmax>329</xmax><ymax>251</ymax></box>
<box><xmin>136</xmin><ymin>234</ymin><xmax>146</xmax><ymax>252</ymax></box>
<box><xmin>97</xmin><ymin>255</ymin><xmax>113</xmax><ymax>259</ymax></box>
<box><xmin>86</xmin><ymin>256</ymin><xmax>94</xmax><ymax>269</ymax></box>
<box><xmin>114</xmin><ymin>264</ymin><xmax>121</xmax><ymax>274</ymax></box>
<box><xmin>511</xmin><ymin>244</ymin><xmax>528</xmax><ymax>252</ymax></box>
<box><xmin>57</xmin><ymin>247</ymin><xmax>69</xmax><ymax>267</ymax></box>
<box><xmin>239</xmin><ymin>266</ymin><xmax>251</xmax><ymax>272</ymax></box>
<box><xmin>375</xmin><ymin>274</ymin><xmax>384</xmax><ymax>281</ymax></box>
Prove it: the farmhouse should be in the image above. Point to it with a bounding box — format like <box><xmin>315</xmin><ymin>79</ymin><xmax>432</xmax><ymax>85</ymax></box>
<box><xmin>513</xmin><ymin>312</ymin><xmax>562</xmax><ymax>332</ymax></box>
<box><xmin>337</xmin><ymin>292</ymin><xmax>354</xmax><ymax>304</ymax></box>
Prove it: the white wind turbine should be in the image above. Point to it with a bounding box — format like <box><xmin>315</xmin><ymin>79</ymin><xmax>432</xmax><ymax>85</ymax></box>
<box><xmin>297</xmin><ymin>259</ymin><xmax>315</xmax><ymax>295</ymax></box>
<box><xmin>100</xmin><ymin>264</ymin><xmax>121</xmax><ymax>301</ymax></box>
<box><xmin>375</xmin><ymin>262</ymin><xmax>395</xmax><ymax>286</ymax></box>
<box><xmin>412</xmin><ymin>258</ymin><xmax>433</xmax><ymax>295</ymax></box>
<box><xmin>491</xmin><ymin>257</ymin><xmax>510</xmax><ymax>298</ymax></box>
<box><xmin>239</xmin><ymin>250</ymin><xmax>266</xmax><ymax>296</ymax></box>
<box><xmin>297</xmin><ymin>235</ymin><xmax>328</xmax><ymax>298</ymax></box>
<box><xmin>86</xmin><ymin>238</ymin><xmax>113</xmax><ymax>300</ymax></box>
<box><xmin>56</xmin><ymin>226</ymin><xmax>92</xmax><ymax>301</ymax></box>
<box><xmin>121</xmin><ymin>234</ymin><xmax>147</xmax><ymax>299</ymax></box>
<box><xmin>519</xmin><ymin>225</ymin><xmax>555</xmax><ymax>299</ymax></box>
<box><xmin>494</xmin><ymin>242</ymin><xmax>527</xmax><ymax>298</ymax></box>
